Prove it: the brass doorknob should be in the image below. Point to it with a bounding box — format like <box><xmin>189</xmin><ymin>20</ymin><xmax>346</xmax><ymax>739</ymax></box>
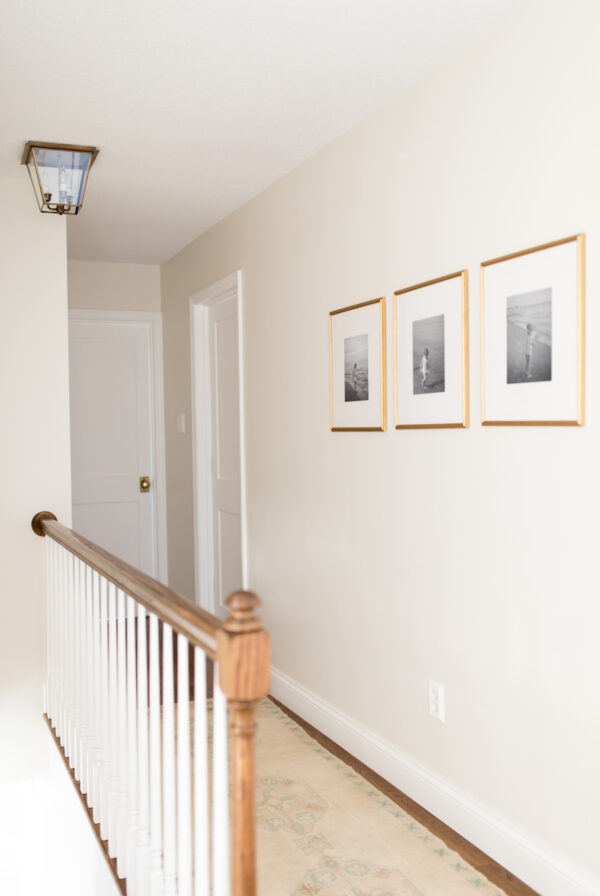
<box><xmin>139</xmin><ymin>476</ymin><xmax>151</xmax><ymax>493</ymax></box>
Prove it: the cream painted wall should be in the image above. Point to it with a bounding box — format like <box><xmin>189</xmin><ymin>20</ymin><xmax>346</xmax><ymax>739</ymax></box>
<box><xmin>68</xmin><ymin>259</ymin><xmax>161</xmax><ymax>310</ymax></box>
<box><xmin>0</xmin><ymin>177</ymin><xmax>72</xmax><ymax>784</ymax></box>
<box><xmin>161</xmin><ymin>0</ymin><xmax>600</xmax><ymax>889</ymax></box>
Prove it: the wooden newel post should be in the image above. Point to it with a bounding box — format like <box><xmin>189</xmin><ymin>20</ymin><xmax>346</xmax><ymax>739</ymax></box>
<box><xmin>217</xmin><ymin>591</ymin><xmax>270</xmax><ymax>896</ymax></box>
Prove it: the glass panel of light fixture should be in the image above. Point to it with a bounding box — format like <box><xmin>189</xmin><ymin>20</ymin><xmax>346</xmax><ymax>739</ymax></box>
<box><xmin>31</xmin><ymin>147</ymin><xmax>92</xmax><ymax>208</ymax></box>
<box><xmin>26</xmin><ymin>156</ymin><xmax>45</xmax><ymax>209</ymax></box>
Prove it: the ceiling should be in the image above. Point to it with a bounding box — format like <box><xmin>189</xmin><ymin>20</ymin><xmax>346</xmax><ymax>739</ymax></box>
<box><xmin>1</xmin><ymin>0</ymin><xmax>520</xmax><ymax>264</ymax></box>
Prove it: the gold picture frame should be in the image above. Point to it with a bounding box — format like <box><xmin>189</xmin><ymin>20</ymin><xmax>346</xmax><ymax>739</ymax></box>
<box><xmin>329</xmin><ymin>297</ymin><xmax>386</xmax><ymax>431</ymax></box>
<box><xmin>481</xmin><ymin>234</ymin><xmax>585</xmax><ymax>426</ymax></box>
<box><xmin>394</xmin><ymin>270</ymin><xmax>469</xmax><ymax>429</ymax></box>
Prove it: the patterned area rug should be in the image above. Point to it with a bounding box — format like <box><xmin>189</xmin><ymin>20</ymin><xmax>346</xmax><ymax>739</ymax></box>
<box><xmin>256</xmin><ymin>699</ymin><xmax>506</xmax><ymax>896</ymax></box>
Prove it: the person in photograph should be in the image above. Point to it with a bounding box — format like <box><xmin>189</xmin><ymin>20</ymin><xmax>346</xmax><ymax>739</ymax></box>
<box><xmin>525</xmin><ymin>323</ymin><xmax>536</xmax><ymax>378</ymax></box>
<box><xmin>419</xmin><ymin>347</ymin><xmax>430</xmax><ymax>389</ymax></box>
<box><xmin>351</xmin><ymin>362</ymin><xmax>359</xmax><ymax>393</ymax></box>
<box><xmin>412</xmin><ymin>314</ymin><xmax>445</xmax><ymax>395</ymax></box>
<box><xmin>506</xmin><ymin>288</ymin><xmax>551</xmax><ymax>384</ymax></box>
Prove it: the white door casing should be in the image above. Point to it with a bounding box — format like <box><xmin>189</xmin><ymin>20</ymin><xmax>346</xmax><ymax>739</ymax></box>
<box><xmin>68</xmin><ymin>310</ymin><xmax>168</xmax><ymax>583</ymax></box>
<box><xmin>190</xmin><ymin>271</ymin><xmax>247</xmax><ymax>618</ymax></box>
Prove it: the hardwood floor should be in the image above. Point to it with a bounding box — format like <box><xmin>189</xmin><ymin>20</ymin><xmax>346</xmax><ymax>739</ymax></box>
<box><xmin>269</xmin><ymin>697</ymin><xmax>539</xmax><ymax>896</ymax></box>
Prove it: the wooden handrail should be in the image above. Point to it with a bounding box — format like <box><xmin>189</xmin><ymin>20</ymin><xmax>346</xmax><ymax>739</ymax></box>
<box><xmin>32</xmin><ymin>511</ymin><xmax>220</xmax><ymax>657</ymax></box>
<box><xmin>33</xmin><ymin>509</ymin><xmax>270</xmax><ymax>896</ymax></box>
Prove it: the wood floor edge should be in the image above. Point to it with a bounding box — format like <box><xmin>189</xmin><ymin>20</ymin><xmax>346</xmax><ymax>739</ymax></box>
<box><xmin>43</xmin><ymin>714</ymin><xmax>127</xmax><ymax>896</ymax></box>
<box><xmin>267</xmin><ymin>696</ymin><xmax>540</xmax><ymax>896</ymax></box>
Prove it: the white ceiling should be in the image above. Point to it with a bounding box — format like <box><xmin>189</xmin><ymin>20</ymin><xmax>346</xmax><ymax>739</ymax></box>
<box><xmin>1</xmin><ymin>0</ymin><xmax>520</xmax><ymax>264</ymax></box>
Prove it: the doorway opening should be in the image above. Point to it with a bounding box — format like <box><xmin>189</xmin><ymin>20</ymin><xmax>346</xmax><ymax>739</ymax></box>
<box><xmin>190</xmin><ymin>271</ymin><xmax>246</xmax><ymax>618</ymax></box>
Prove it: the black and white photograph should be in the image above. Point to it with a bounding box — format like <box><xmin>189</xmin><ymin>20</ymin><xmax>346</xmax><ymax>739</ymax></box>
<box><xmin>506</xmin><ymin>288</ymin><xmax>552</xmax><ymax>384</ymax></box>
<box><xmin>329</xmin><ymin>297</ymin><xmax>386</xmax><ymax>431</ymax></box>
<box><xmin>344</xmin><ymin>333</ymin><xmax>369</xmax><ymax>401</ymax></box>
<box><xmin>412</xmin><ymin>314</ymin><xmax>445</xmax><ymax>395</ymax></box>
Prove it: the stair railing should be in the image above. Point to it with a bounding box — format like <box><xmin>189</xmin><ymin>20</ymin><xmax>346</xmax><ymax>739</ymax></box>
<box><xmin>32</xmin><ymin>510</ymin><xmax>270</xmax><ymax>896</ymax></box>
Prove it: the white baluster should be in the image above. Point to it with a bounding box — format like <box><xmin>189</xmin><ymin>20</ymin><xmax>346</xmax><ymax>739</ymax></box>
<box><xmin>116</xmin><ymin>588</ymin><xmax>128</xmax><ymax>879</ymax></box>
<box><xmin>65</xmin><ymin>549</ymin><xmax>74</xmax><ymax>766</ymax></box>
<box><xmin>126</xmin><ymin>595</ymin><xmax>139</xmax><ymax>893</ymax></box>
<box><xmin>107</xmin><ymin>582</ymin><xmax>120</xmax><ymax>856</ymax></box>
<box><xmin>136</xmin><ymin>605</ymin><xmax>151</xmax><ymax>892</ymax></box>
<box><xmin>194</xmin><ymin>648</ymin><xmax>209</xmax><ymax>896</ymax></box>
<box><xmin>162</xmin><ymin>623</ymin><xmax>177</xmax><ymax>895</ymax></box>
<box><xmin>178</xmin><ymin>634</ymin><xmax>192</xmax><ymax>896</ymax></box>
<box><xmin>45</xmin><ymin>537</ymin><xmax>55</xmax><ymax>724</ymax></box>
<box><xmin>53</xmin><ymin>541</ymin><xmax>61</xmax><ymax>732</ymax></box>
<box><xmin>84</xmin><ymin>563</ymin><xmax>95</xmax><ymax>807</ymax></box>
<box><xmin>98</xmin><ymin>576</ymin><xmax>110</xmax><ymax>841</ymax></box>
<box><xmin>78</xmin><ymin>559</ymin><xmax>88</xmax><ymax>795</ymax></box>
<box><xmin>72</xmin><ymin>556</ymin><xmax>81</xmax><ymax>782</ymax></box>
<box><xmin>148</xmin><ymin>613</ymin><xmax>163</xmax><ymax>896</ymax></box>
<box><xmin>56</xmin><ymin>545</ymin><xmax>66</xmax><ymax>748</ymax></box>
<box><xmin>212</xmin><ymin>665</ymin><xmax>231</xmax><ymax>896</ymax></box>
<box><xmin>91</xmin><ymin>569</ymin><xmax>102</xmax><ymax>822</ymax></box>
<box><xmin>56</xmin><ymin>545</ymin><xmax>65</xmax><ymax>748</ymax></box>
<box><xmin>53</xmin><ymin>541</ymin><xmax>61</xmax><ymax>734</ymax></box>
<box><xmin>62</xmin><ymin>548</ymin><xmax>70</xmax><ymax>759</ymax></box>
<box><xmin>53</xmin><ymin>540</ymin><xmax>61</xmax><ymax>733</ymax></box>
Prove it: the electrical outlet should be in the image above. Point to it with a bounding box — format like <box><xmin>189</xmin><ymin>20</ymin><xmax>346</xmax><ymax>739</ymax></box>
<box><xmin>429</xmin><ymin>680</ymin><xmax>445</xmax><ymax>722</ymax></box>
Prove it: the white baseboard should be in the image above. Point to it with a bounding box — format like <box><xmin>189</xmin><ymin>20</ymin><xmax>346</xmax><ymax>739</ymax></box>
<box><xmin>270</xmin><ymin>666</ymin><xmax>598</xmax><ymax>896</ymax></box>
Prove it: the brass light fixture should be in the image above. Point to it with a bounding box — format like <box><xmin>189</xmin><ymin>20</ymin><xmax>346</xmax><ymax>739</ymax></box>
<box><xmin>21</xmin><ymin>141</ymin><xmax>99</xmax><ymax>215</ymax></box>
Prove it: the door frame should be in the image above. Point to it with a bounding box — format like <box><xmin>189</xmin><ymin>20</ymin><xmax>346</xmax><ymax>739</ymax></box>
<box><xmin>190</xmin><ymin>271</ymin><xmax>247</xmax><ymax>614</ymax></box>
<box><xmin>68</xmin><ymin>308</ymin><xmax>169</xmax><ymax>584</ymax></box>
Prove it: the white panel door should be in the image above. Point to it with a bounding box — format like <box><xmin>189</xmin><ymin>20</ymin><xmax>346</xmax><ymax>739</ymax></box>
<box><xmin>208</xmin><ymin>296</ymin><xmax>242</xmax><ymax>617</ymax></box>
<box><xmin>69</xmin><ymin>318</ymin><xmax>157</xmax><ymax>576</ymax></box>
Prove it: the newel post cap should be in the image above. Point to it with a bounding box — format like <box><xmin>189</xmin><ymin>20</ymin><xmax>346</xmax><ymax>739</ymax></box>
<box><xmin>218</xmin><ymin>590</ymin><xmax>270</xmax><ymax>700</ymax></box>
<box><xmin>31</xmin><ymin>511</ymin><xmax>57</xmax><ymax>536</ymax></box>
<box><xmin>224</xmin><ymin>590</ymin><xmax>263</xmax><ymax>633</ymax></box>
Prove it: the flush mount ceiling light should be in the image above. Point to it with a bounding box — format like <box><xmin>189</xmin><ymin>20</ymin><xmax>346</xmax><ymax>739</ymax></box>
<box><xmin>21</xmin><ymin>141</ymin><xmax>99</xmax><ymax>215</ymax></box>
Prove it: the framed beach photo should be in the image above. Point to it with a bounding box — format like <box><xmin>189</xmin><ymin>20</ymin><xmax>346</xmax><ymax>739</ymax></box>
<box><xmin>394</xmin><ymin>271</ymin><xmax>469</xmax><ymax>428</ymax></box>
<box><xmin>481</xmin><ymin>234</ymin><xmax>585</xmax><ymax>425</ymax></box>
<box><xmin>329</xmin><ymin>297</ymin><xmax>386</xmax><ymax>431</ymax></box>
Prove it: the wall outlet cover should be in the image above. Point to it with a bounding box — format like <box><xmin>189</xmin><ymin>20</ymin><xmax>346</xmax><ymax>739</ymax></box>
<box><xmin>429</xmin><ymin>680</ymin><xmax>446</xmax><ymax>722</ymax></box>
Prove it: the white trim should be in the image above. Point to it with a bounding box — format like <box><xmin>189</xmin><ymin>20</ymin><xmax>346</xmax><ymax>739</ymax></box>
<box><xmin>191</xmin><ymin>271</ymin><xmax>239</xmax><ymax>308</ymax></box>
<box><xmin>189</xmin><ymin>271</ymin><xmax>247</xmax><ymax>614</ymax></box>
<box><xmin>189</xmin><ymin>301</ymin><xmax>214</xmax><ymax>612</ymax></box>
<box><xmin>68</xmin><ymin>309</ymin><xmax>169</xmax><ymax>585</ymax></box>
<box><xmin>236</xmin><ymin>272</ymin><xmax>249</xmax><ymax>590</ymax></box>
<box><xmin>270</xmin><ymin>666</ymin><xmax>599</xmax><ymax>896</ymax></box>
